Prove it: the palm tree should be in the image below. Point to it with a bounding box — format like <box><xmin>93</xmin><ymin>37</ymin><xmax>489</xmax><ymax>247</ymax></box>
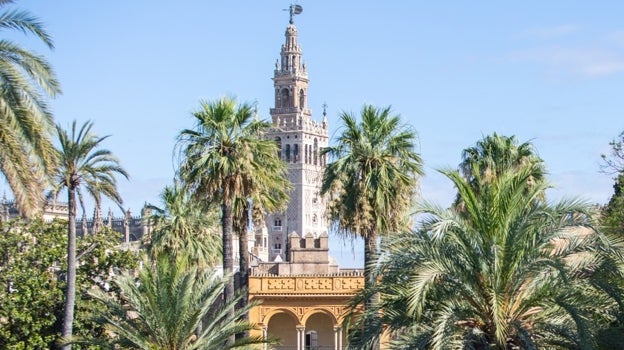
<box><xmin>0</xmin><ymin>0</ymin><xmax>61</xmax><ymax>218</ymax></box>
<box><xmin>231</xmin><ymin>173</ymin><xmax>290</xmax><ymax>335</ymax></box>
<box><xmin>146</xmin><ymin>183</ymin><xmax>221</xmax><ymax>267</ymax></box>
<box><xmin>88</xmin><ymin>254</ymin><xmax>266</xmax><ymax>350</ymax></box>
<box><xmin>51</xmin><ymin>120</ymin><xmax>128</xmax><ymax>349</ymax></box>
<box><xmin>352</xmin><ymin>164</ymin><xmax>618</xmax><ymax>349</ymax></box>
<box><xmin>321</xmin><ymin>104</ymin><xmax>423</xmax><ymax>345</ymax></box>
<box><xmin>178</xmin><ymin>97</ymin><xmax>289</xmax><ymax>342</ymax></box>
<box><xmin>232</xmin><ymin>144</ymin><xmax>290</xmax><ymax>295</ymax></box>
<box><xmin>459</xmin><ymin>133</ymin><xmax>545</xmax><ymax>198</ymax></box>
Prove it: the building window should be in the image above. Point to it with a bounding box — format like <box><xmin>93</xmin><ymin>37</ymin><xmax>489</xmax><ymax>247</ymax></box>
<box><xmin>313</xmin><ymin>138</ymin><xmax>318</xmax><ymax>165</ymax></box>
<box><xmin>285</xmin><ymin>144</ymin><xmax>291</xmax><ymax>162</ymax></box>
<box><xmin>293</xmin><ymin>144</ymin><xmax>299</xmax><ymax>163</ymax></box>
<box><xmin>304</xmin><ymin>144</ymin><xmax>309</xmax><ymax>164</ymax></box>
<box><xmin>272</xmin><ymin>218</ymin><xmax>282</xmax><ymax>232</ymax></box>
<box><xmin>281</xmin><ymin>88</ymin><xmax>290</xmax><ymax>108</ymax></box>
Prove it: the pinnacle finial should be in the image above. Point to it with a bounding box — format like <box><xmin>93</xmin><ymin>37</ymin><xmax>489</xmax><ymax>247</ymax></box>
<box><xmin>322</xmin><ymin>102</ymin><xmax>328</xmax><ymax>126</ymax></box>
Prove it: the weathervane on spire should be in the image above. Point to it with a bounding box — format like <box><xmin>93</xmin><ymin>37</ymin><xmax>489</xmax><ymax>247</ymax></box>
<box><xmin>286</xmin><ymin>4</ymin><xmax>303</xmax><ymax>24</ymax></box>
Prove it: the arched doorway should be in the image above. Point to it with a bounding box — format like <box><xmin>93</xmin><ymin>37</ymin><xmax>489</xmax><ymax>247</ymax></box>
<box><xmin>305</xmin><ymin>312</ymin><xmax>335</xmax><ymax>350</ymax></box>
<box><xmin>267</xmin><ymin>311</ymin><xmax>298</xmax><ymax>349</ymax></box>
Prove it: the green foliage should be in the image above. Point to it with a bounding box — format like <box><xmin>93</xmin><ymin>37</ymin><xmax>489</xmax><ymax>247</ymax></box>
<box><xmin>348</xmin><ymin>164</ymin><xmax>622</xmax><ymax>349</ymax></box>
<box><xmin>322</xmin><ymin>105</ymin><xmax>423</xmax><ymax>349</ymax></box>
<box><xmin>0</xmin><ymin>219</ymin><xmax>137</xmax><ymax>349</ymax></box>
<box><xmin>50</xmin><ymin>120</ymin><xmax>129</xmax><ymax>348</ymax></box>
<box><xmin>178</xmin><ymin>97</ymin><xmax>291</xmax><ymax>341</ymax></box>
<box><xmin>89</xmin><ymin>254</ymin><xmax>266</xmax><ymax>350</ymax></box>
<box><xmin>596</xmin><ymin>135</ymin><xmax>624</xmax><ymax>348</ymax></box>
<box><xmin>178</xmin><ymin>97</ymin><xmax>288</xmax><ymax>210</ymax></box>
<box><xmin>457</xmin><ymin>133</ymin><xmax>546</xmax><ymax>207</ymax></box>
<box><xmin>600</xmin><ymin>131</ymin><xmax>624</xmax><ymax>175</ymax></box>
<box><xmin>321</xmin><ymin>104</ymin><xmax>423</xmax><ymax>241</ymax></box>
<box><xmin>0</xmin><ymin>1</ymin><xmax>62</xmax><ymax>218</ymax></box>
<box><xmin>145</xmin><ymin>183</ymin><xmax>222</xmax><ymax>267</ymax></box>
<box><xmin>0</xmin><ymin>219</ymin><xmax>65</xmax><ymax>349</ymax></box>
<box><xmin>51</xmin><ymin>120</ymin><xmax>129</xmax><ymax>210</ymax></box>
<box><xmin>72</xmin><ymin>226</ymin><xmax>138</xmax><ymax>347</ymax></box>
<box><xmin>601</xmin><ymin>172</ymin><xmax>624</xmax><ymax>236</ymax></box>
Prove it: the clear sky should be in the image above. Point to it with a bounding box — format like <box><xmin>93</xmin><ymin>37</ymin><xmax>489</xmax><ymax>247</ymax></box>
<box><xmin>4</xmin><ymin>1</ymin><xmax>624</xmax><ymax>267</ymax></box>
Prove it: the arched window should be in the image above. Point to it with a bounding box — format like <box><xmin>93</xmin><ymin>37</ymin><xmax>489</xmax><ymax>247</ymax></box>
<box><xmin>275</xmin><ymin>137</ymin><xmax>282</xmax><ymax>159</ymax></box>
<box><xmin>299</xmin><ymin>88</ymin><xmax>305</xmax><ymax>109</ymax></box>
<box><xmin>304</xmin><ymin>144</ymin><xmax>309</xmax><ymax>164</ymax></box>
<box><xmin>285</xmin><ymin>144</ymin><xmax>291</xmax><ymax>162</ymax></box>
<box><xmin>313</xmin><ymin>138</ymin><xmax>318</xmax><ymax>165</ymax></box>
<box><xmin>293</xmin><ymin>144</ymin><xmax>299</xmax><ymax>163</ymax></box>
<box><xmin>280</xmin><ymin>88</ymin><xmax>290</xmax><ymax>108</ymax></box>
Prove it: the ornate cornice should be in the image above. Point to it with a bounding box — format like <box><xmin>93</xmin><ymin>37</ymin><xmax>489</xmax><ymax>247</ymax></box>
<box><xmin>249</xmin><ymin>275</ymin><xmax>364</xmax><ymax>296</ymax></box>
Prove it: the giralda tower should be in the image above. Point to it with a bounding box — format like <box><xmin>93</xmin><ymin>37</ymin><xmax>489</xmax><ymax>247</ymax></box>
<box><xmin>263</xmin><ymin>6</ymin><xmax>329</xmax><ymax>262</ymax></box>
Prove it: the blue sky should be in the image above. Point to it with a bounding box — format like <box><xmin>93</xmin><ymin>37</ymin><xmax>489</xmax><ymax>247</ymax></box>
<box><xmin>4</xmin><ymin>1</ymin><xmax>624</xmax><ymax>267</ymax></box>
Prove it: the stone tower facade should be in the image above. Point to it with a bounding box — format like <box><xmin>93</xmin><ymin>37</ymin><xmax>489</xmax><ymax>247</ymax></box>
<box><xmin>263</xmin><ymin>16</ymin><xmax>329</xmax><ymax>263</ymax></box>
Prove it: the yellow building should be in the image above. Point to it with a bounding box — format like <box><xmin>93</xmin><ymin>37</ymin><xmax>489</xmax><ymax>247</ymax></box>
<box><xmin>249</xmin><ymin>233</ymin><xmax>364</xmax><ymax>349</ymax></box>
<box><xmin>248</xmin><ymin>6</ymin><xmax>364</xmax><ymax>350</ymax></box>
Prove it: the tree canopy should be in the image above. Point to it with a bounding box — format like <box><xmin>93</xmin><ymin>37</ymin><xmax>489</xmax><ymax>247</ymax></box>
<box><xmin>0</xmin><ymin>0</ymin><xmax>61</xmax><ymax>218</ymax></box>
<box><xmin>349</xmin><ymin>163</ymin><xmax>622</xmax><ymax>349</ymax></box>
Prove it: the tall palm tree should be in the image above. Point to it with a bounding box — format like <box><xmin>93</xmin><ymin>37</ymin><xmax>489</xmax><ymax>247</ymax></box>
<box><xmin>321</xmin><ymin>104</ymin><xmax>423</xmax><ymax>345</ymax></box>
<box><xmin>231</xmin><ymin>163</ymin><xmax>290</xmax><ymax>331</ymax></box>
<box><xmin>352</xmin><ymin>164</ymin><xmax>618</xmax><ymax>349</ymax></box>
<box><xmin>88</xmin><ymin>254</ymin><xmax>266</xmax><ymax>350</ymax></box>
<box><xmin>232</xmin><ymin>143</ymin><xmax>290</xmax><ymax>288</ymax></box>
<box><xmin>0</xmin><ymin>0</ymin><xmax>61</xmax><ymax>218</ymax></box>
<box><xmin>146</xmin><ymin>183</ymin><xmax>221</xmax><ymax>268</ymax></box>
<box><xmin>51</xmin><ymin>120</ymin><xmax>128</xmax><ymax>349</ymax></box>
<box><xmin>178</xmin><ymin>97</ymin><xmax>289</xmax><ymax>343</ymax></box>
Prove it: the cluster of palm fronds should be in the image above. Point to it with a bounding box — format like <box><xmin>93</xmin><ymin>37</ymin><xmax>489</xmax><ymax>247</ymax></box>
<box><xmin>346</xmin><ymin>137</ymin><xmax>624</xmax><ymax>350</ymax></box>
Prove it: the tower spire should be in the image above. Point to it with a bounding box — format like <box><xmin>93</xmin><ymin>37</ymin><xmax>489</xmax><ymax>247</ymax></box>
<box><xmin>272</xmin><ymin>6</ymin><xmax>308</xmax><ymax>115</ymax></box>
<box><xmin>264</xmin><ymin>7</ymin><xmax>330</xmax><ymax>262</ymax></box>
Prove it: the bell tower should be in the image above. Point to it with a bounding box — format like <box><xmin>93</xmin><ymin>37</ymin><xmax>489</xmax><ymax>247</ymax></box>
<box><xmin>264</xmin><ymin>6</ymin><xmax>329</xmax><ymax>262</ymax></box>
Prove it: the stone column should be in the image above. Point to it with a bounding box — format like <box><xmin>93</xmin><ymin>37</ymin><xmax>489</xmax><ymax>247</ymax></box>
<box><xmin>296</xmin><ymin>325</ymin><xmax>305</xmax><ymax>350</ymax></box>
<box><xmin>333</xmin><ymin>325</ymin><xmax>342</xmax><ymax>350</ymax></box>
<box><xmin>261</xmin><ymin>326</ymin><xmax>268</xmax><ymax>350</ymax></box>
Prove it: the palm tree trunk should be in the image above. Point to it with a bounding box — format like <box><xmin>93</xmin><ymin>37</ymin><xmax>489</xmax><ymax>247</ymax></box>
<box><xmin>235</xmin><ymin>205</ymin><xmax>251</xmax><ymax>338</ymax></box>
<box><xmin>364</xmin><ymin>233</ymin><xmax>380</xmax><ymax>350</ymax></box>
<box><xmin>235</xmin><ymin>206</ymin><xmax>250</xmax><ymax>292</ymax></box>
<box><xmin>221</xmin><ymin>201</ymin><xmax>235</xmax><ymax>346</ymax></box>
<box><xmin>62</xmin><ymin>186</ymin><xmax>77</xmax><ymax>350</ymax></box>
